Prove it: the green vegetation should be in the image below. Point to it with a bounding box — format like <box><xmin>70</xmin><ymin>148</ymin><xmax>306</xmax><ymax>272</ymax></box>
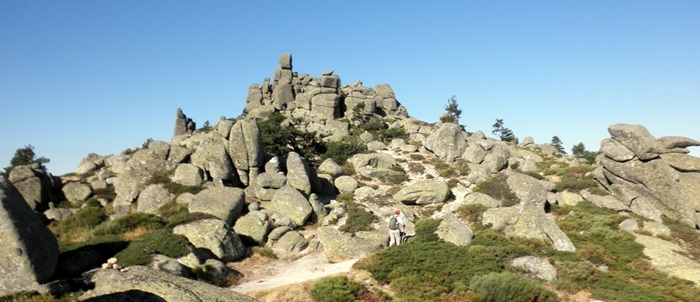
<box><xmin>321</xmin><ymin>136</ymin><xmax>367</xmax><ymax>165</ymax></box>
<box><xmin>551</xmin><ymin>136</ymin><xmax>565</xmax><ymax>154</ymax></box>
<box><xmin>549</xmin><ymin>165</ymin><xmax>601</xmax><ymax>193</ymax></box>
<box><xmin>571</xmin><ymin>142</ymin><xmax>598</xmax><ymax>164</ymax></box>
<box><xmin>492</xmin><ymin>118</ymin><xmax>517</xmax><ymax>143</ymax></box>
<box><xmin>339</xmin><ymin>207</ymin><xmax>376</xmax><ymax>234</ymax></box>
<box><xmin>470</xmin><ymin>272</ymin><xmax>559</xmax><ymax>302</ymax></box>
<box><xmin>2</xmin><ymin>144</ymin><xmax>50</xmax><ymax>177</ymax></box>
<box><xmin>472</xmin><ymin>174</ymin><xmax>519</xmax><ymax>206</ymax></box>
<box><xmin>114</xmin><ymin>228</ymin><xmax>190</xmax><ymax>267</ymax></box>
<box><xmin>52</xmin><ymin>204</ymin><xmax>108</xmax><ymax>244</ymax></box>
<box><xmin>309</xmin><ymin>276</ymin><xmax>364</xmax><ymax>302</ymax></box>
<box><xmin>93</xmin><ymin>213</ymin><xmax>166</xmax><ymax>236</ymax></box>
<box><xmin>257</xmin><ymin>111</ymin><xmax>326</xmax><ymax>162</ymax></box>
<box><xmin>440</xmin><ymin>95</ymin><xmax>462</xmax><ymax>125</ymax></box>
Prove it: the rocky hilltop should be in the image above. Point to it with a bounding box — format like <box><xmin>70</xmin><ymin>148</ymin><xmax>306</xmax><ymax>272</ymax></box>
<box><xmin>1</xmin><ymin>54</ymin><xmax>699</xmax><ymax>301</ymax></box>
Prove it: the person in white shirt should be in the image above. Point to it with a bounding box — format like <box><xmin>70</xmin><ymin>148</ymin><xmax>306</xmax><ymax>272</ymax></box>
<box><xmin>388</xmin><ymin>210</ymin><xmax>404</xmax><ymax>247</ymax></box>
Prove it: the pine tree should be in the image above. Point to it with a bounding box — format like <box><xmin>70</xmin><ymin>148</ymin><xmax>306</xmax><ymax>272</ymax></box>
<box><xmin>2</xmin><ymin>145</ymin><xmax>50</xmax><ymax>176</ymax></box>
<box><xmin>441</xmin><ymin>95</ymin><xmax>462</xmax><ymax>124</ymax></box>
<box><xmin>492</xmin><ymin>119</ymin><xmax>516</xmax><ymax>143</ymax></box>
<box><xmin>571</xmin><ymin>142</ymin><xmax>586</xmax><ymax>157</ymax></box>
<box><xmin>551</xmin><ymin>136</ymin><xmax>565</xmax><ymax>153</ymax></box>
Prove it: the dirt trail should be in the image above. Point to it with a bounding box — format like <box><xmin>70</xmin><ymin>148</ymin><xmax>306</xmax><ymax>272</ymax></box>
<box><xmin>231</xmin><ymin>252</ymin><xmax>359</xmax><ymax>294</ymax></box>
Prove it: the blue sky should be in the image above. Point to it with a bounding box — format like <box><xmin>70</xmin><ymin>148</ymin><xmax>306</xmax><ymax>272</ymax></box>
<box><xmin>2</xmin><ymin>1</ymin><xmax>699</xmax><ymax>175</ymax></box>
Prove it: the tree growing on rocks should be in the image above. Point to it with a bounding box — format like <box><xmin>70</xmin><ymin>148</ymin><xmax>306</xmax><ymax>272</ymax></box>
<box><xmin>2</xmin><ymin>144</ymin><xmax>50</xmax><ymax>176</ymax></box>
<box><xmin>571</xmin><ymin>142</ymin><xmax>597</xmax><ymax>164</ymax></box>
<box><xmin>441</xmin><ymin>95</ymin><xmax>462</xmax><ymax>125</ymax></box>
<box><xmin>551</xmin><ymin>136</ymin><xmax>566</xmax><ymax>154</ymax></box>
<box><xmin>492</xmin><ymin>119</ymin><xmax>517</xmax><ymax>143</ymax></box>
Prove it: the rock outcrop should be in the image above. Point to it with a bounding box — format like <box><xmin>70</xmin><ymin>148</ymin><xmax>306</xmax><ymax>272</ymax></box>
<box><xmin>7</xmin><ymin>164</ymin><xmax>61</xmax><ymax>211</ymax></box>
<box><xmin>0</xmin><ymin>177</ymin><xmax>59</xmax><ymax>296</ymax></box>
<box><xmin>594</xmin><ymin>124</ymin><xmax>700</xmax><ymax>227</ymax></box>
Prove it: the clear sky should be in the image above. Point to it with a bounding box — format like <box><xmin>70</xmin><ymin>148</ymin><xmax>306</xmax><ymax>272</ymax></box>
<box><xmin>2</xmin><ymin>1</ymin><xmax>699</xmax><ymax>176</ymax></box>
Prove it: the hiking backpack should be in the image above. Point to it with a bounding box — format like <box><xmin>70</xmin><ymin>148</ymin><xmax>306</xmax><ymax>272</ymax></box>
<box><xmin>389</xmin><ymin>216</ymin><xmax>398</xmax><ymax>230</ymax></box>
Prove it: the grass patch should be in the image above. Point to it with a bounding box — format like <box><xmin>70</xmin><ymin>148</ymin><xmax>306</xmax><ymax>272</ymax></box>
<box><xmin>309</xmin><ymin>276</ymin><xmax>364</xmax><ymax>302</ymax></box>
<box><xmin>93</xmin><ymin>213</ymin><xmax>166</xmax><ymax>236</ymax></box>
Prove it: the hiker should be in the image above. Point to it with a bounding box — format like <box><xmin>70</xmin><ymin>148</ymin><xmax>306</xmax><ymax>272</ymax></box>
<box><xmin>388</xmin><ymin>210</ymin><xmax>404</xmax><ymax>247</ymax></box>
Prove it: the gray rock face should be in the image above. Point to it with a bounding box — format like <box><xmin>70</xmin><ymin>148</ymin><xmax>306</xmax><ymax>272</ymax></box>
<box><xmin>0</xmin><ymin>178</ymin><xmax>59</xmax><ymax>296</ymax></box>
<box><xmin>8</xmin><ymin>164</ymin><xmax>59</xmax><ymax>211</ymax></box>
<box><xmin>482</xmin><ymin>202</ymin><xmax>575</xmax><ymax>252</ymax></box>
<box><xmin>172</xmin><ymin>163</ymin><xmax>205</xmax><ymax>187</ymax></box>
<box><xmin>79</xmin><ymin>265</ymin><xmax>256</xmax><ymax>302</ymax></box>
<box><xmin>596</xmin><ymin>126</ymin><xmax>700</xmax><ymax>227</ymax></box>
<box><xmin>233</xmin><ymin>212</ymin><xmax>270</xmax><ymax>245</ymax></box>
<box><xmin>188</xmin><ymin>187</ymin><xmax>245</xmax><ymax>227</ymax></box>
<box><xmin>190</xmin><ymin>138</ymin><xmax>236</xmax><ymax>183</ymax></box>
<box><xmin>173</xmin><ymin>107</ymin><xmax>196</xmax><ymax>137</ymax></box>
<box><xmin>393</xmin><ymin>179</ymin><xmax>450</xmax><ymax>205</ymax></box>
<box><xmin>267</xmin><ymin>185</ymin><xmax>313</xmax><ymax>226</ymax></box>
<box><xmin>136</xmin><ymin>184</ymin><xmax>174</xmax><ymax>215</ymax></box>
<box><xmin>511</xmin><ymin>256</ymin><xmax>557</xmax><ymax>282</ymax></box>
<box><xmin>350</xmin><ymin>153</ymin><xmax>398</xmax><ymax>178</ymax></box>
<box><xmin>334</xmin><ymin>175</ymin><xmax>358</xmax><ymax>194</ymax></box>
<box><xmin>272</xmin><ymin>231</ymin><xmax>308</xmax><ymax>252</ymax></box>
<box><xmin>436</xmin><ymin>213</ymin><xmax>473</xmax><ymax>246</ymax></box>
<box><xmin>62</xmin><ymin>181</ymin><xmax>92</xmax><ymax>203</ymax></box>
<box><xmin>424</xmin><ymin>123</ymin><xmax>468</xmax><ymax>163</ymax></box>
<box><xmin>316</xmin><ymin>227</ymin><xmax>385</xmax><ymax>258</ymax></box>
<box><xmin>173</xmin><ymin>219</ymin><xmax>245</xmax><ymax>262</ymax></box>
<box><xmin>506</xmin><ymin>173</ymin><xmax>547</xmax><ymax>206</ymax></box>
<box><xmin>149</xmin><ymin>254</ymin><xmax>189</xmax><ymax>277</ymax></box>
<box><xmin>286</xmin><ymin>152</ymin><xmax>312</xmax><ymax>195</ymax></box>
<box><xmin>229</xmin><ymin>119</ymin><xmax>266</xmax><ymax>185</ymax></box>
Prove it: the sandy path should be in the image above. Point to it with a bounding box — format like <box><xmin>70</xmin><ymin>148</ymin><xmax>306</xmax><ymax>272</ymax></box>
<box><xmin>231</xmin><ymin>252</ymin><xmax>359</xmax><ymax>294</ymax></box>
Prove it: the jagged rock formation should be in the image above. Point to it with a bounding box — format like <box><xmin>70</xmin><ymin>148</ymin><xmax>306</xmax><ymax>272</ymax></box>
<box><xmin>594</xmin><ymin>124</ymin><xmax>700</xmax><ymax>227</ymax></box>
<box><xmin>0</xmin><ymin>177</ymin><xmax>59</xmax><ymax>296</ymax></box>
<box><xmin>173</xmin><ymin>107</ymin><xmax>196</xmax><ymax>136</ymax></box>
<box><xmin>7</xmin><ymin>163</ymin><xmax>61</xmax><ymax>212</ymax></box>
<box><xmin>244</xmin><ymin>53</ymin><xmax>408</xmax><ymax>140</ymax></box>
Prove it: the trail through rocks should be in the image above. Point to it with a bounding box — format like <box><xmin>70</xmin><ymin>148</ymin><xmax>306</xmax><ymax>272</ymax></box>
<box><xmin>231</xmin><ymin>251</ymin><xmax>359</xmax><ymax>294</ymax></box>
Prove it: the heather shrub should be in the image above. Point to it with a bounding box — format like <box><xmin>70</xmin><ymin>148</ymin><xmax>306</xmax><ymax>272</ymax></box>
<box><xmin>114</xmin><ymin>228</ymin><xmax>190</xmax><ymax>267</ymax></box>
<box><xmin>93</xmin><ymin>213</ymin><xmax>166</xmax><ymax>236</ymax></box>
<box><xmin>309</xmin><ymin>276</ymin><xmax>363</xmax><ymax>302</ymax></box>
<box><xmin>470</xmin><ymin>272</ymin><xmax>560</xmax><ymax>302</ymax></box>
<box><xmin>339</xmin><ymin>207</ymin><xmax>376</xmax><ymax>234</ymax></box>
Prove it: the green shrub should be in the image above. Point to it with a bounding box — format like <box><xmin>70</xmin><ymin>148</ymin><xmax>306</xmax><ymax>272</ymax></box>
<box><xmin>446</xmin><ymin>178</ymin><xmax>460</xmax><ymax>189</ymax></box>
<box><xmin>384</xmin><ymin>127</ymin><xmax>408</xmax><ymax>140</ymax></box>
<box><xmin>341</xmin><ymin>162</ymin><xmax>356</xmax><ymax>176</ymax></box>
<box><xmin>252</xmin><ymin>246</ymin><xmax>278</xmax><ymax>259</ymax></box>
<box><xmin>409</xmin><ymin>154</ymin><xmax>424</xmax><ymax>161</ymax></box>
<box><xmin>165</xmin><ymin>212</ymin><xmax>219</xmax><ymax>228</ymax></box>
<box><xmin>553</xmin><ymin>260</ymin><xmax>598</xmax><ymax>292</ymax></box>
<box><xmin>92</xmin><ymin>185</ymin><xmax>116</xmax><ymax>200</ymax></box>
<box><xmin>257</xmin><ymin>111</ymin><xmax>326</xmax><ymax>161</ymax></box>
<box><xmin>339</xmin><ymin>208</ymin><xmax>376</xmax><ymax>234</ymax></box>
<box><xmin>309</xmin><ymin>276</ymin><xmax>363</xmax><ymax>302</ymax></box>
<box><xmin>163</xmin><ymin>182</ymin><xmax>203</xmax><ymax>196</ymax></box>
<box><xmin>470</xmin><ymin>272</ymin><xmax>560</xmax><ymax>302</ymax></box>
<box><xmin>93</xmin><ymin>213</ymin><xmax>166</xmax><ymax>236</ymax></box>
<box><xmin>336</xmin><ymin>192</ymin><xmax>355</xmax><ymax>203</ymax></box>
<box><xmin>555</xmin><ymin>175</ymin><xmax>599</xmax><ymax>192</ymax></box>
<box><xmin>147</xmin><ymin>170</ymin><xmax>172</xmax><ymax>185</ymax></box>
<box><xmin>456</xmin><ymin>204</ymin><xmax>489</xmax><ymax>224</ymax></box>
<box><xmin>114</xmin><ymin>229</ymin><xmax>190</xmax><ymax>267</ymax></box>
<box><xmin>322</xmin><ymin>136</ymin><xmax>366</xmax><ymax>165</ymax></box>
<box><xmin>473</xmin><ymin>174</ymin><xmax>520</xmax><ymax>207</ymax></box>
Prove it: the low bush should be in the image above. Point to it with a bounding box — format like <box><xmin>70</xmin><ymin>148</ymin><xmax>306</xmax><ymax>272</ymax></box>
<box><xmin>339</xmin><ymin>208</ymin><xmax>376</xmax><ymax>234</ymax></box>
<box><xmin>322</xmin><ymin>136</ymin><xmax>367</xmax><ymax>165</ymax></box>
<box><xmin>473</xmin><ymin>174</ymin><xmax>519</xmax><ymax>207</ymax></box>
<box><xmin>456</xmin><ymin>204</ymin><xmax>489</xmax><ymax>224</ymax></box>
<box><xmin>555</xmin><ymin>175</ymin><xmax>599</xmax><ymax>192</ymax></box>
<box><xmin>163</xmin><ymin>182</ymin><xmax>203</xmax><ymax>196</ymax></box>
<box><xmin>409</xmin><ymin>154</ymin><xmax>424</xmax><ymax>161</ymax></box>
<box><xmin>335</xmin><ymin>192</ymin><xmax>355</xmax><ymax>203</ymax></box>
<box><xmin>408</xmin><ymin>162</ymin><xmax>425</xmax><ymax>174</ymax></box>
<box><xmin>309</xmin><ymin>276</ymin><xmax>363</xmax><ymax>302</ymax></box>
<box><xmin>114</xmin><ymin>228</ymin><xmax>190</xmax><ymax>267</ymax></box>
<box><xmin>470</xmin><ymin>272</ymin><xmax>560</xmax><ymax>302</ymax></box>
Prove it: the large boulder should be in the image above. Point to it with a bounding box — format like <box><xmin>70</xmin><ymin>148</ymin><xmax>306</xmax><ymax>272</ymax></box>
<box><xmin>172</xmin><ymin>164</ymin><xmax>205</xmax><ymax>187</ymax></box>
<box><xmin>272</xmin><ymin>231</ymin><xmax>308</xmax><ymax>252</ymax></box>
<box><xmin>393</xmin><ymin>179</ymin><xmax>450</xmax><ymax>205</ymax></box>
<box><xmin>0</xmin><ymin>178</ymin><xmax>59</xmax><ymax>296</ymax></box>
<box><xmin>136</xmin><ymin>184</ymin><xmax>174</xmax><ymax>215</ymax></box>
<box><xmin>62</xmin><ymin>181</ymin><xmax>92</xmax><ymax>203</ymax></box>
<box><xmin>228</xmin><ymin>119</ymin><xmax>266</xmax><ymax>185</ymax></box>
<box><xmin>510</xmin><ymin>256</ymin><xmax>557</xmax><ymax>283</ymax></box>
<box><xmin>318</xmin><ymin>158</ymin><xmax>344</xmax><ymax>177</ymax></box>
<box><xmin>607</xmin><ymin>124</ymin><xmax>660</xmax><ymax>160</ymax></box>
<box><xmin>8</xmin><ymin>164</ymin><xmax>59</xmax><ymax>211</ymax></box>
<box><xmin>316</xmin><ymin>227</ymin><xmax>385</xmax><ymax>258</ymax></box>
<box><xmin>233</xmin><ymin>211</ymin><xmax>270</xmax><ymax>245</ymax></box>
<box><xmin>286</xmin><ymin>152</ymin><xmax>312</xmax><ymax>195</ymax></box>
<box><xmin>423</xmin><ymin>123</ymin><xmax>468</xmax><ymax>163</ymax></box>
<box><xmin>266</xmin><ymin>185</ymin><xmax>313</xmax><ymax>226</ymax></box>
<box><xmin>349</xmin><ymin>153</ymin><xmax>397</xmax><ymax>178</ymax></box>
<box><xmin>436</xmin><ymin>213</ymin><xmax>473</xmax><ymax>246</ymax></box>
<box><xmin>190</xmin><ymin>138</ymin><xmax>236</xmax><ymax>183</ymax></box>
<box><xmin>188</xmin><ymin>187</ymin><xmax>245</xmax><ymax>227</ymax></box>
<box><xmin>173</xmin><ymin>219</ymin><xmax>245</xmax><ymax>261</ymax></box>
<box><xmin>79</xmin><ymin>265</ymin><xmax>256</xmax><ymax>301</ymax></box>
